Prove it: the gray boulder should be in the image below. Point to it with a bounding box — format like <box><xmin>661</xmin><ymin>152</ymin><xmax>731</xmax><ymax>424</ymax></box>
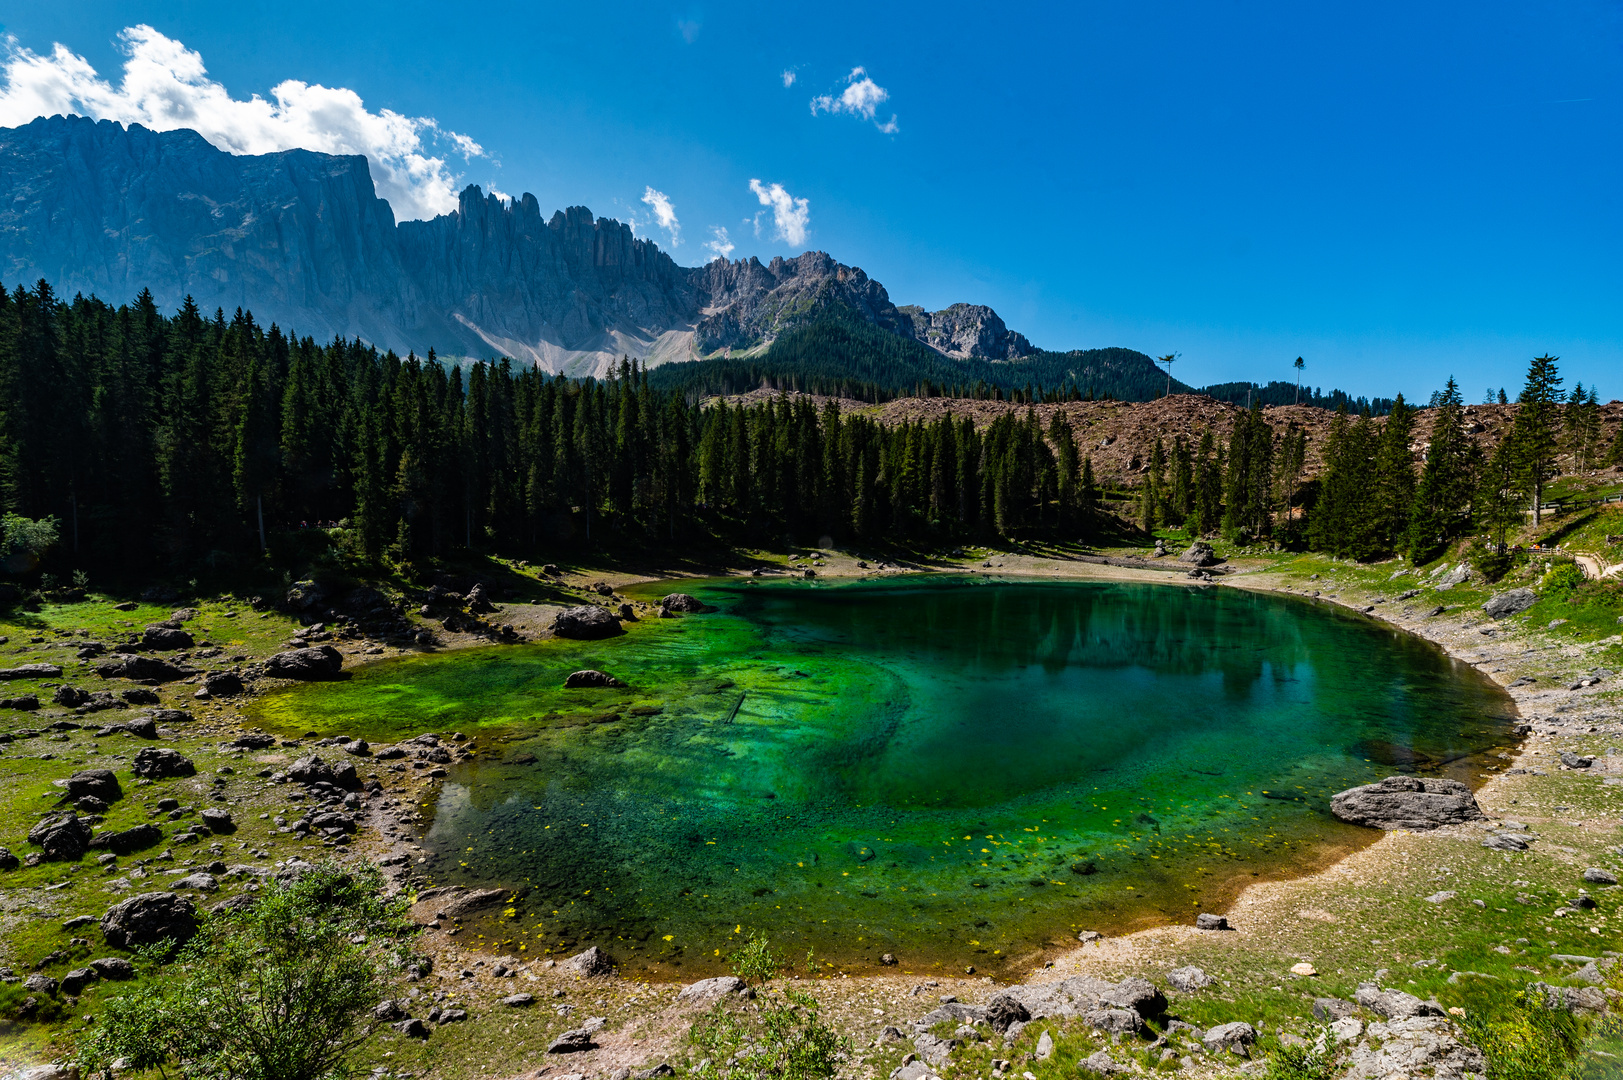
<box><xmin>28</xmin><ymin>813</ymin><xmax>93</xmax><ymax>860</ymax></box>
<box><xmin>1078</xmin><ymin>1050</ymin><xmax>1128</xmax><ymax>1075</ymax></box>
<box><xmin>1582</xmin><ymin>867</ymin><xmax>1618</xmax><ymax>885</ymax></box>
<box><xmin>200</xmin><ymin>808</ymin><xmax>236</xmax><ymax>833</ymax></box>
<box><xmin>1167</xmin><ymin>965</ymin><xmax>1213</xmax><ymax>991</ymax></box>
<box><xmin>1203</xmin><ymin>1021</ymin><xmax>1257</xmax><ymax>1056</ymax></box>
<box><xmin>59</xmin><ymin>967</ymin><xmax>98</xmax><ymax>995</ymax></box>
<box><xmin>89</xmin><ymin>957</ymin><xmax>134</xmax><ymax>980</ymax></box>
<box><xmin>567</xmin><ymin>945</ymin><xmax>614</xmax><ymax>976</ymax></box>
<box><xmin>285</xmin><ymin>580</ymin><xmax>326</xmax><ymax>611</ymax></box>
<box><xmin>373</xmin><ymin>999</ymin><xmax>407</xmax><ymax>1021</ymax></box>
<box><xmin>501</xmin><ymin>993</ymin><xmax>535</xmax><ymax>1006</ymax></box>
<box><xmin>551</xmin><ymin>606</ymin><xmax>623</xmax><ymax>640</ymax></box>
<box><xmin>564</xmin><ymin>669</ymin><xmax>627</xmax><ymax>689</ymax></box>
<box><xmin>1330</xmin><ymin>776</ymin><xmax>1483</xmax><ymax>830</ymax></box>
<box><xmin>142</xmin><ymin>625</ymin><xmax>194</xmax><ymax>650</ymax></box>
<box><xmin>24</xmin><ymin>973</ymin><xmax>59</xmax><ymax>996</ymax></box>
<box><xmin>1483</xmin><ymin>833</ymin><xmax>1529</xmax><ymax>851</ymax></box>
<box><xmin>287</xmin><ymin>754</ymin><xmax>358</xmax><ymax>789</ymax></box>
<box><xmin>1345</xmin><ymin>1016</ymin><xmax>1484</xmax><ymax>1079</ymax></box>
<box><xmin>676</xmin><ymin>975</ymin><xmax>747</xmax><ymax>1004</ymax></box>
<box><xmin>1195</xmin><ymin>913</ymin><xmax>1230</xmax><ymax>930</ymax></box>
<box><xmin>1354</xmin><ymin>982</ymin><xmax>1444</xmax><ymax>1020</ymax></box>
<box><xmin>0</xmin><ymin>663</ymin><xmax>63</xmax><ymax>679</ymax></box>
<box><xmin>1527</xmin><ymin>982</ymin><xmax>1609</xmax><ymax>1013</ymax></box>
<box><xmin>132</xmin><ymin>747</ymin><xmax>195</xmax><ymax>779</ymax></box>
<box><xmin>391</xmin><ymin>1018</ymin><xmax>429</xmax><ymax>1038</ymax></box>
<box><xmin>1178</xmin><ymin>541</ymin><xmax>1220</xmax><ymax>567</ymax></box>
<box><xmin>1483</xmin><ymin>588</ymin><xmax>1537</xmax><ymax>620</ymax></box>
<box><xmin>101</xmin><ymin>891</ymin><xmax>198</xmax><ymax>948</ymax></box>
<box><xmin>95</xmin><ymin>655</ymin><xmax>191</xmax><ymax>682</ymax></box>
<box><xmin>61</xmin><ymin>769</ymin><xmax>122</xmax><ymax>804</ymax></box>
<box><xmin>984</xmin><ymin>992</ymin><xmax>1030</xmax><ymax>1033</ymax></box>
<box><xmin>1100</xmin><ymin>976</ymin><xmax>1166</xmax><ymax>1017</ymax></box>
<box><xmin>88</xmin><ymin>822</ymin><xmax>164</xmax><ymax>855</ymax></box>
<box><xmin>548</xmin><ymin>1027</ymin><xmax>597</xmax><ymax>1053</ymax></box>
<box><xmin>1313</xmin><ymin>996</ymin><xmax>1358</xmax><ymax>1021</ymax></box>
<box><xmin>661</xmin><ymin>593</ymin><xmax>708</xmax><ymax>614</ymax></box>
<box><xmin>1084</xmin><ymin>1007</ymin><xmax>1142</xmax><ymax>1034</ymax></box>
<box><xmin>0</xmin><ymin>846</ymin><xmax>18</xmax><ymax>870</ymax></box>
<box><xmin>203</xmin><ymin>671</ymin><xmax>245</xmax><ymax>697</ymax></box>
<box><xmin>264</xmin><ymin>645</ymin><xmax>343</xmax><ymax>680</ymax></box>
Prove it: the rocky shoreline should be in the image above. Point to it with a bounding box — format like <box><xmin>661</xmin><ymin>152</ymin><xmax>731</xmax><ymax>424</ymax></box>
<box><xmin>2</xmin><ymin>554</ymin><xmax>1620</xmax><ymax>1079</ymax></box>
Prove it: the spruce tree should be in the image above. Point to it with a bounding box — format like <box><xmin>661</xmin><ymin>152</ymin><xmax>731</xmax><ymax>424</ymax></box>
<box><xmin>1511</xmin><ymin>354</ymin><xmax>1563</xmax><ymax>525</ymax></box>
<box><xmin>1406</xmin><ymin>377</ymin><xmax>1478</xmax><ymax>564</ymax></box>
<box><xmin>1373</xmin><ymin>394</ymin><xmax>1415</xmax><ymax>553</ymax></box>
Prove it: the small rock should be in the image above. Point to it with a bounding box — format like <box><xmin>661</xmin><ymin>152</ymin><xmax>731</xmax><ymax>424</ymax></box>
<box><xmin>1195</xmin><ymin>913</ymin><xmax>1230</xmax><ymax>930</ymax></box>
<box><xmin>501</xmin><ymin>993</ymin><xmax>535</xmax><ymax>1007</ymax></box>
<box><xmin>1290</xmin><ymin>962</ymin><xmax>1318</xmax><ymax>976</ymax></box>
<box><xmin>1354</xmin><ymin>982</ymin><xmax>1444</xmax><ymax>1020</ymax></box>
<box><xmin>1483</xmin><ymin>833</ymin><xmax>1529</xmax><ymax>851</ymax></box>
<box><xmin>566</xmin><ymin>945</ymin><xmax>614</xmax><ymax>976</ymax></box>
<box><xmin>1168</xmin><ymin>965</ymin><xmax>1213</xmax><ymax>991</ymax></box>
<box><xmin>548</xmin><ymin>1028</ymin><xmax>597</xmax><ymax>1054</ymax></box>
<box><xmin>1203</xmin><ymin>1021</ymin><xmax>1257</xmax><ymax>1056</ymax></box>
<box><xmin>1582</xmin><ymin>868</ymin><xmax>1618</xmax><ymax>885</ymax></box>
<box><xmin>1078</xmin><ymin>1049</ymin><xmax>1127</xmax><ymax>1075</ymax></box>
<box><xmin>564</xmin><ymin>669</ymin><xmax>628</xmax><ymax>689</ymax></box>
<box><xmin>131</xmin><ymin>747</ymin><xmax>196</xmax><ymax>779</ymax></box>
<box><xmin>391</xmin><ymin>1018</ymin><xmax>429</xmax><ymax>1039</ymax></box>
<box><xmin>1313</xmin><ymin>997</ymin><xmax>1357</xmax><ymax>1022</ymax></box>
<box><xmin>1424</xmin><ymin>890</ymin><xmax>1457</xmax><ymax>904</ymax></box>
<box><xmin>677</xmin><ymin>976</ymin><xmax>746</xmax><ymax>1004</ymax></box>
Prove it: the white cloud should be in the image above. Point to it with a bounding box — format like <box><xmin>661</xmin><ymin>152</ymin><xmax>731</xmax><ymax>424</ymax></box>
<box><xmin>781</xmin><ymin>69</ymin><xmax>796</xmax><ymax>89</ymax></box>
<box><xmin>640</xmin><ymin>186</ymin><xmax>680</xmax><ymax>246</ymax></box>
<box><xmin>703</xmin><ymin>226</ymin><xmax>734</xmax><ymax>261</ymax></box>
<box><xmin>748</xmin><ymin>179</ymin><xmax>810</xmax><ymax>248</ymax></box>
<box><xmin>0</xmin><ymin>25</ymin><xmax>483</xmax><ymax>220</ymax></box>
<box><xmin>810</xmin><ymin>66</ymin><xmax>898</xmax><ymax>133</ymax></box>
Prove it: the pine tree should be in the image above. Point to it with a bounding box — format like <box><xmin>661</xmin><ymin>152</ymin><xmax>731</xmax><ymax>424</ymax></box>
<box><xmin>1168</xmin><ymin>435</ymin><xmax>1192</xmax><ymax>527</ymax></box>
<box><xmin>1406</xmin><ymin>377</ymin><xmax>1479</xmax><ymax>564</ymax></box>
<box><xmin>1191</xmin><ymin>428</ymin><xmax>1222</xmax><ymax>537</ymax></box>
<box><xmin>1373</xmin><ymin>394</ymin><xmax>1415</xmax><ymax>554</ymax></box>
<box><xmin>1511</xmin><ymin>354</ymin><xmax>1563</xmax><ymax>525</ymax></box>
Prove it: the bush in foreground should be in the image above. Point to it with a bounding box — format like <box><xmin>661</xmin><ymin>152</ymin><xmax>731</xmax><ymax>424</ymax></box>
<box><xmin>78</xmin><ymin>861</ymin><xmax>418</xmax><ymax>1080</ymax></box>
<box><xmin>686</xmin><ymin>932</ymin><xmax>848</xmax><ymax>1080</ymax></box>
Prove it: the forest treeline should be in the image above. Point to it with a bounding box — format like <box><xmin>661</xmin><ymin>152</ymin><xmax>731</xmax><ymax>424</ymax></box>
<box><xmin>647</xmin><ymin>307</ymin><xmax>1395</xmax><ymax>413</ymax></box>
<box><xmin>0</xmin><ymin>281</ymin><xmax>1616</xmax><ymax>580</ymax></box>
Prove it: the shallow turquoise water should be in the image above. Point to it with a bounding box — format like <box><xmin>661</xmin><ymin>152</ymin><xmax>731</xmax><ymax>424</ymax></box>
<box><xmin>258</xmin><ymin>576</ymin><xmax>1518</xmax><ymax>975</ymax></box>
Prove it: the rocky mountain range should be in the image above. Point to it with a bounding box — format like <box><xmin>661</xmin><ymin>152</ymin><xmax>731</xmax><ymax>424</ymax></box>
<box><xmin>0</xmin><ymin>114</ymin><xmax>1035</xmax><ymax>376</ymax></box>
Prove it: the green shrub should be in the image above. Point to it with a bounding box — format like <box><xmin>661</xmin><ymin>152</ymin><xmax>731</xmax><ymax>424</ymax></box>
<box><xmin>1542</xmin><ymin>562</ymin><xmax>1587</xmax><ymax>596</ymax></box>
<box><xmin>1461</xmin><ymin>990</ymin><xmax>1586</xmax><ymax>1080</ymax></box>
<box><xmin>1263</xmin><ymin>1032</ymin><xmax>1339</xmax><ymax>1080</ymax></box>
<box><xmin>77</xmin><ymin>860</ymin><xmax>416</xmax><ymax>1080</ymax></box>
<box><xmin>687</xmin><ymin>932</ymin><xmax>848</xmax><ymax>1080</ymax></box>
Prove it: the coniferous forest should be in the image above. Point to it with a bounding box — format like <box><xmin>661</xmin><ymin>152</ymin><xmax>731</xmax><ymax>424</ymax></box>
<box><xmin>0</xmin><ymin>281</ymin><xmax>1617</xmax><ymax>583</ymax></box>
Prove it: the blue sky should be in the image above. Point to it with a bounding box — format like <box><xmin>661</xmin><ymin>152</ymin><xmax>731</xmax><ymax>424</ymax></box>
<box><xmin>2</xmin><ymin>1</ymin><xmax>1620</xmax><ymax>399</ymax></box>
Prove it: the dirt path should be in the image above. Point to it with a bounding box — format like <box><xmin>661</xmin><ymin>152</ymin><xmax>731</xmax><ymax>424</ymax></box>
<box><xmin>1575</xmin><ymin>552</ymin><xmax>1623</xmax><ymax>580</ymax></box>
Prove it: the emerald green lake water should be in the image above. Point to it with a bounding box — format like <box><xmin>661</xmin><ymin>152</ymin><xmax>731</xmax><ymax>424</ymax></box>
<box><xmin>254</xmin><ymin>576</ymin><xmax>1518</xmax><ymax>976</ymax></box>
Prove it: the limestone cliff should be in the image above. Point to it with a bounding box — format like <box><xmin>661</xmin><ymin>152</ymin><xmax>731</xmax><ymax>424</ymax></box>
<box><xmin>0</xmin><ymin>114</ymin><xmax>1037</xmax><ymax>374</ymax></box>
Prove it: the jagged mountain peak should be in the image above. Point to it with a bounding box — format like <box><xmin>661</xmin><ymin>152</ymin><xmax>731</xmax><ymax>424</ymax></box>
<box><xmin>0</xmin><ymin>115</ymin><xmax>1037</xmax><ymax>374</ymax></box>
